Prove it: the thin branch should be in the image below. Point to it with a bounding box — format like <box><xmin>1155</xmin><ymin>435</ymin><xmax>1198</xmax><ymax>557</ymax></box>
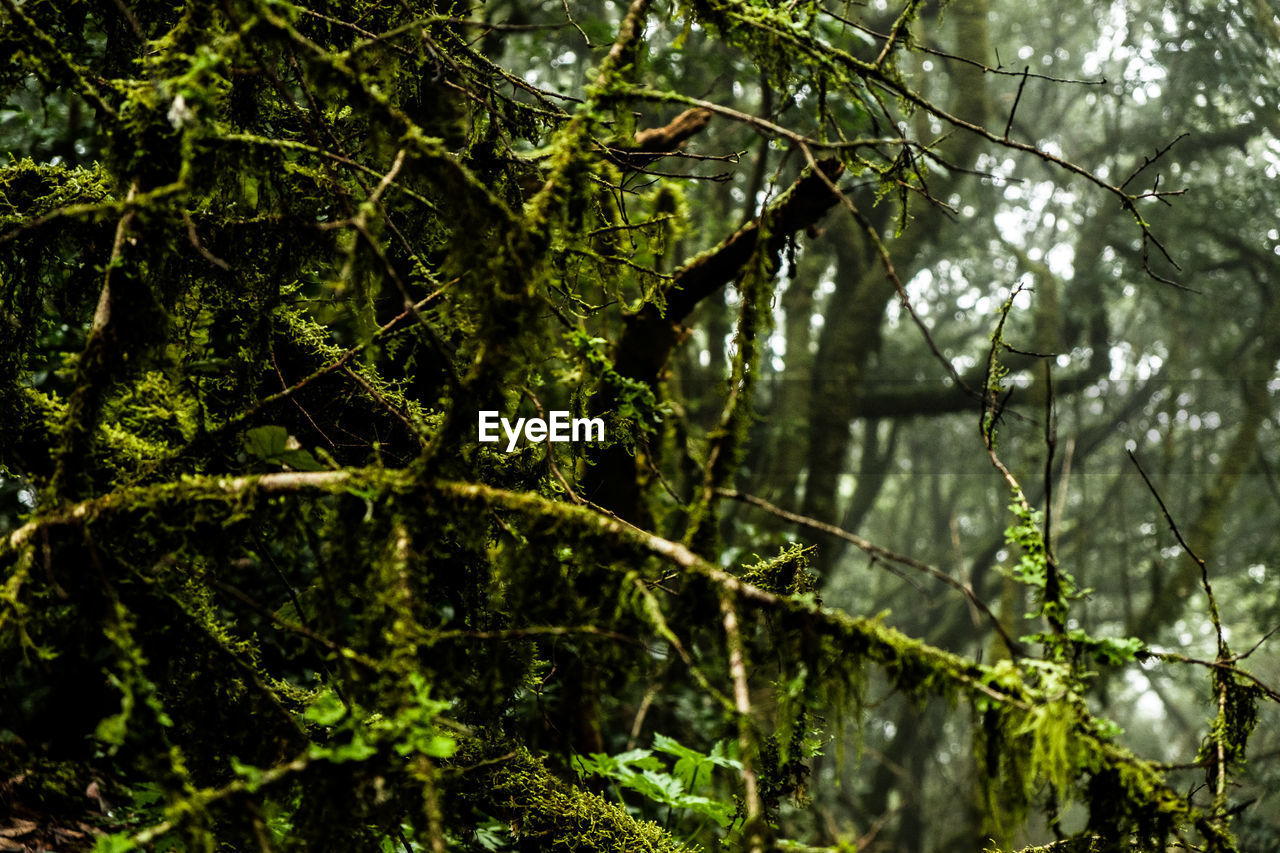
<box><xmin>520</xmin><ymin>387</ymin><xmax>585</xmax><ymax>505</ymax></box>
<box><xmin>425</xmin><ymin>625</ymin><xmax>641</xmax><ymax>646</ymax></box>
<box><xmin>1127</xmin><ymin>448</ymin><xmax>1232</xmax><ymax>814</ymax></box>
<box><xmin>872</xmin><ymin>0</ymin><xmax>925</xmax><ymax>68</ymax></box>
<box><xmin>1120</xmin><ymin>133</ymin><xmax>1190</xmax><ymax>191</ymax></box>
<box><xmin>820</xmin><ymin>9</ymin><xmax>1106</xmax><ymax>86</ymax></box>
<box><xmin>209</xmin><ymin>576</ymin><xmax>381</xmax><ymax>669</ymax></box>
<box><xmin>626</xmin><ymin>87</ymin><xmax>912</xmax><ymax>152</ymax></box>
<box><xmin>182</xmin><ymin>211</ymin><xmax>230</xmax><ymax>269</ymax></box>
<box><xmin>271</xmin><ymin>345</ymin><xmax>337</xmax><ymax>450</ymax></box>
<box><xmin>1145</xmin><ymin>651</ymin><xmax>1280</xmax><ymax>705</ymax></box>
<box><xmin>1127</xmin><ymin>450</ymin><xmax>1225</xmax><ymax>656</ymax></box>
<box><xmin>1233</xmin><ymin>622</ymin><xmax>1280</xmax><ymax>663</ymax></box>
<box><xmin>560</xmin><ymin>0</ymin><xmax>593</xmax><ymax>47</ymax></box>
<box><xmin>1004</xmin><ymin>66</ymin><xmax>1030</xmax><ymax>140</ymax></box>
<box><xmin>795</xmin><ymin>141</ymin><xmax>979</xmax><ymax>402</ymax></box>
<box><xmin>716</xmin><ymin>487</ymin><xmax>1023</xmax><ymax>655</ymax></box>
<box><xmin>342</xmin><ymin>366</ymin><xmax>429</xmax><ymax>447</ymax></box>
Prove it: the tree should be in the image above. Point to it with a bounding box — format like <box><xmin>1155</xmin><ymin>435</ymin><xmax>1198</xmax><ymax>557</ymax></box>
<box><xmin>1</xmin><ymin>0</ymin><xmax>1277</xmax><ymax>851</ymax></box>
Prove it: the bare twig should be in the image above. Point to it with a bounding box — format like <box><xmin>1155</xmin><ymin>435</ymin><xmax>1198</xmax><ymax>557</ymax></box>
<box><xmin>820</xmin><ymin>9</ymin><xmax>1106</xmax><ymax>86</ymax></box>
<box><xmin>182</xmin><ymin>210</ymin><xmax>230</xmax><ymax>269</ymax></box>
<box><xmin>1233</xmin><ymin>622</ymin><xmax>1280</xmax><ymax>663</ymax></box>
<box><xmin>1128</xmin><ymin>448</ymin><xmax>1235</xmax><ymax>813</ymax></box>
<box><xmin>795</xmin><ymin>141</ymin><xmax>979</xmax><ymax>403</ymax></box>
<box><xmin>210</xmin><ymin>576</ymin><xmax>381</xmax><ymax>669</ymax></box>
<box><xmin>1120</xmin><ymin>133</ymin><xmax>1190</xmax><ymax>191</ymax></box>
<box><xmin>1127</xmin><ymin>450</ymin><xmax>1225</xmax><ymax>655</ymax></box>
<box><xmin>271</xmin><ymin>345</ymin><xmax>337</xmax><ymax>450</ymax></box>
<box><xmin>1146</xmin><ymin>651</ymin><xmax>1280</xmax><ymax>704</ymax></box>
<box><xmin>560</xmin><ymin>0</ymin><xmax>593</xmax><ymax>47</ymax></box>
<box><xmin>717</xmin><ymin>488</ymin><xmax>1023</xmax><ymax>655</ymax></box>
<box><xmin>1004</xmin><ymin>66</ymin><xmax>1030</xmax><ymax>140</ymax></box>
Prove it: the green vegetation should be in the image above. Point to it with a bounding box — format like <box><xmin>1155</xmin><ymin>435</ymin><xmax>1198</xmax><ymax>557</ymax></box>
<box><xmin>1</xmin><ymin>0</ymin><xmax>1278</xmax><ymax>851</ymax></box>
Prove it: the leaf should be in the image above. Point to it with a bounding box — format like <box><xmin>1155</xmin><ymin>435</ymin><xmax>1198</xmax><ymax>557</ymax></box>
<box><xmin>278</xmin><ymin>448</ymin><xmax>326</xmax><ymax>471</ymax></box>
<box><xmin>612</xmin><ymin>748</ymin><xmax>662</xmax><ymax>772</ymax></box>
<box><xmin>244</xmin><ymin>426</ymin><xmax>326</xmax><ymax>470</ymax></box>
<box><xmin>653</xmin><ymin>733</ymin><xmax>706</xmax><ymax>789</ymax></box>
<box><xmin>126</xmin><ymin>781</ymin><xmax>164</xmax><ymax>808</ymax></box>
<box><xmin>640</xmin><ymin>769</ymin><xmax>685</xmax><ymax>801</ymax></box>
<box><xmin>652</xmin><ymin>732</ymin><xmax>699</xmax><ymax>760</ymax></box>
<box><xmin>304</xmin><ymin>689</ymin><xmax>347</xmax><ymax>726</ymax></box>
<box><xmin>91</xmin><ymin>835</ymin><xmax>138</xmax><ymax>853</ymax></box>
<box><xmin>328</xmin><ymin>735</ymin><xmax>378</xmax><ymax>763</ymax></box>
<box><xmin>244</xmin><ymin>425</ymin><xmax>289</xmax><ymax>460</ymax></box>
<box><xmin>474</xmin><ymin>819</ymin><xmax>510</xmax><ymax>851</ymax></box>
<box><xmin>674</xmin><ymin>794</ymin><xmax>735</xmax><ymax>828</ymax></box>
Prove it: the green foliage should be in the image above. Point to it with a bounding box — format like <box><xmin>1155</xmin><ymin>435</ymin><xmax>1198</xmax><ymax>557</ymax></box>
<box><xmin>1002</xmin><ymin>502</ymin><xmax>1076</xmax><ymax>630</ymax></box>
<box><xmin>574</xmin><ymin>734</ymin><xmax>742</xmax><ymax>833</ymax></box>
<box><xmin>1022</xmin><ymin>630</ymin><xmax>1145</xmax><ymax>668</ymax></box>
<box><xmin>565</xmin><ymin>328</ymin><xmax>665</xmax><ymax>442</ymax></box>
<box><xmin>740</xmin><ymin>544</ymin><xmax>818</xmax><ymax>597</ymax></box>
<box><xmin>242</xmin><ymin>425</ymin><xmax>327</xmax><ymax>472</ymax></box>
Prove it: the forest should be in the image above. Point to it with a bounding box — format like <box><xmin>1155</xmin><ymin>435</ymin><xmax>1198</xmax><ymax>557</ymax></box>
<box><xmin>1</xmin><ymin>0</ymin><xmax>1278</xmax><ymax>850</ymax></box>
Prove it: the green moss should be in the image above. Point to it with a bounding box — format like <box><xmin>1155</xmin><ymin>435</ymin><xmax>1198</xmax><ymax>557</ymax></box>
<box><xmin>459</xmin><ymin>745</ymin><xmax>696</xmax><ymax>852</ymax></box>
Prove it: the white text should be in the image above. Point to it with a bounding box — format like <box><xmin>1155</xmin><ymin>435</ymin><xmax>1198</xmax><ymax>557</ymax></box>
<box><xmin>478</xmin><ymin>411</ymin><xmax>605</xmax><ymax>452</ymax></box>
